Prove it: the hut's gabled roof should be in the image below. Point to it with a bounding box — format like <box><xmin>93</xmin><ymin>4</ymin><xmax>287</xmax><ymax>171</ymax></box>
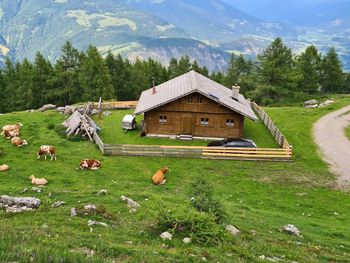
<box><xmin>134</xmin><ymin>70</ymin><xmax>258</xmax><ymax>121</ymax></box>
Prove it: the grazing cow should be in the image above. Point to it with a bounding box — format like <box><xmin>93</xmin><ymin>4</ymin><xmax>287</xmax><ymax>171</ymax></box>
<box><xmin>1</xmin><ymin>129</ymin><xmax>20</xmax><ymax>139</ymax></box>
<box><xmin>152</xmin><ymin>167</ymin><xmax>170</xmax><ymax>185</ymax></box>
<box><xmin>80</xmin><ymin>159</ymin><xmax>101</xmax><ymax>170</ymax></box>
<box><xmin>37</xmin><ymin>145</ymin><xmax>56</xmax><ymax>161</ymax></box>
<box><xmin>29</xmin><ymin>175</ymin><xmax>48</xmax><ymax>186</ymax></box>
<box><xmin>11</xmin><ymin>137</ymin><xmax>28</xmax><ymax>147</ymax></box>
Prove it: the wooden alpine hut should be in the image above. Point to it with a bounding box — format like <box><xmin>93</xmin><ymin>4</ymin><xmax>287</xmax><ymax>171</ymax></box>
<box><xmin>135</xmin><ymin>70</ymin><xmax>258</xmax><ymax>139</ymax></box>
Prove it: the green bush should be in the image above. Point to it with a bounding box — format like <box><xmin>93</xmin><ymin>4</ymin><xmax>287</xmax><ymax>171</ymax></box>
<box><xmin>189</xmin><ymin>177</ymin><xmax>227</xmax><ymax>224</ymax></box>
<box><xmin>156</xmin><ymin>206</ymin><xmax>225</xmax><ymax>245</ymax></box>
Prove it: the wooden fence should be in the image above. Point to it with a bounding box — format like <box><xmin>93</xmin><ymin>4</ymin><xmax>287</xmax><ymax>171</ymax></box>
<box><xmin>98</xmin><ymin>144</ymin><xmax>292</xmax><ymax>161</ymax></box>
<box><xmin>91</xmin><ymin>101</ymin><xmax>138</xmax><ymax>110</ymax></box>
<box><xmin>251</xmin><ymin>102</ymin><xmax>290</xmax><ymax>149</ymax></box>
<box><xmin>89</xmin><ymin>101</ymin><xmax>292</xmax><ymax>161</ymax></box>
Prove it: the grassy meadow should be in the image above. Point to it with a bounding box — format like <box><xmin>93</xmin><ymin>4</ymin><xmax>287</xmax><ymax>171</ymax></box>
<box><xmin>0</xmin><ymin>96</ymin><xmax>350</xmax><ymax>262</ymax></box>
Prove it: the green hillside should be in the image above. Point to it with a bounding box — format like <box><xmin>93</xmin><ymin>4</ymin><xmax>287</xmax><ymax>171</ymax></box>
<box><xmin>0</xmin><ymin>98</ymin><xmax>350</xmax><ymax>262</ymax></box>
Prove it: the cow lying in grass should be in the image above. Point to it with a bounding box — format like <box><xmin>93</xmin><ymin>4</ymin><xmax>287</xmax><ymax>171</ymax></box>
<box><xmin>11</xmin><ymin>137</ymin><xmax>28</xmax><ymax>147</ymax></box>
<box><xmin>80</xmin><ymin>159</ymin><xmax>101</xmax><ymax>170</ymax></box>
<box><xmin>152</xmin><ymin>167</ymin><xmax>170</xmax><ymax>185</ymax></box>
<box><xmin>37</xmin><ymin>145</ymin><xmax>56</xmax><ymax>161</ymax></box>
<box><xmin>1</xmin><ymin>129</ymin><xmax>20</xmax><ymax>139</ymax></box>
<box><xmin>29</xmin><ymin>175</ymin><xmax>48</xmax><ymax>186</ymax></box>
<box><xmin>1</xmin><ymin>123</ymin><xmax>22</xmax><ymax>138</ymax></box>
<box><xmin>0</xmin><ymin>164</ymin><xmax>10</xmax><ymax>172</ymax></box>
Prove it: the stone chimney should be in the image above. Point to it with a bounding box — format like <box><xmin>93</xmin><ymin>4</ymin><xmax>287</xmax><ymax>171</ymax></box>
<box><xmin>152</xmin><ymin>79</ymin><xmax>156</xmax><ymax>95</ymax></box>
<box><xmin>232</xmin><ymin>85</ymin><xmax>240</xmax><ymax>100</ymax></box>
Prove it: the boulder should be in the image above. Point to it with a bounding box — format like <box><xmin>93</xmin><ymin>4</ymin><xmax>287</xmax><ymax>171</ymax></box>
<box><xmin>225</xmin><ymin>224</ymin><xmax>241</xmax><ymax>236</ymax></box>
<box><xmin>87</xmin><ymin>220</ymin><xmax>108</xmax><ymax>227</ymax></box>
<box><xmin>56</xmin><ymin>107</ymin><xmax>65</xmax><ymax>113</ymax></box>
<box><xmin>304</xmin><ymin>99</ymin><xmax>318</xmax><ymax>106</ymax></box>
<box><xmin>183</xmin><ymin>237</ymin><xmax>191</xmax><ymax>244</ymax></box>
<box><xmin>160</xmin><ymin>231</ymin><xmax>173</xmax><ymax>240</ymax></box>
<box><xmin>97</xmin><ymin>189</ymin><xmax>108</xmax><ymax>195</ymax></box>
<box><xmin>120</xmin><ymin>195</ymin><xmax>140</xmax><ymax>208</ymax></box>
<box><xmin>52</xmin><ymin>201</ymin><xmax>66</xmax><ymax>208</ymax></box>
<box><xmin>71</xmin><ymin>207</ymin><xmax>77</xmax><ymax>217</ymax></box>
<box><xmin>319</xmin><ymin>99</ymin><xmax>335</xmax><ymax>108</ymax></box>
<box><xmin>39</xmin><ymin>104</ymin><xmax>56</xmax><ymax>112</ymax></box>
<box><xmin>304</xmin><ymin>99</ymin><xmax>318</xmax><ymax>108</ymax></box>
<box><xmin>0</xmin><ymin>195</ymin><xmax>41</xmax><ymax>213</ymax></box>
<box><xmin>283</xmin><ymin>224</ymin><xmax>301</xmax><ymax>236</ymax></box>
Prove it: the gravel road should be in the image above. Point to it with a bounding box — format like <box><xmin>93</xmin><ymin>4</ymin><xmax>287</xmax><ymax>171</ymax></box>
<box><xmin>314</xmin><ymin>105</ymin><xmax>350</xmax><ymax>187</ymax></box>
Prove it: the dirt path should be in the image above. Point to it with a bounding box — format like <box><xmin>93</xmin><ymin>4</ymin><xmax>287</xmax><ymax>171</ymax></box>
<box><xmin>314</xmin><ymin>105</ymin><xmax>350</xmax><ymax>187</ymax></box>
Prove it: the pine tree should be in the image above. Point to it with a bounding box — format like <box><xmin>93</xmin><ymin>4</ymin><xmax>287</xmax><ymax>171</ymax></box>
<box><xmin>2</xmin><ymin>58</ymin><xmax>17</xmax><ymax>112</ymax></box>
<box><xmin>257</xmin><ymin>38</ymin><xmax>296</xmax><ymax>89</ymax></box>
<box><xmin>17</xmin><ymin>59</ymin><xmax>35</xmax><ymax>110</ymax></box>
<box><xmin>191</xmin><ymin>60</ymin><xmax>209</xmax><ymax>76</ymax></box>
<box><xmin>224</xmin><ymin>54</ymin><xmax>254</xmax><ymax>91</ymax></box>
<box><xmin>320</xmin><ymin>47</ymin><xmax>345</xmax><ymax>93</ymax></box>
<box><xmin>0</xmin><ymin>71</ymin><xmax>6</xmax><ymax>113</ymax></box>
<box><xmin>297</xmin><ymin>45</ymin><xmax>321</xmax><ymax>94</ymax></box>
<box><xmin>129</xmin><ymin>58</ymin><xmax>149</xmax><ymax>99</ymax></box>
<box><xmin>343</xmin><ymin>72</ymin><xmax>350</xmax><ymax>93</ymax></box>
<box><xmin>55</xmin><ymin>41</ymin><xmax>81</xmax><ymax>105</ymax></box>
<box><xmin>79</xmin><ymin>45</ymin><xmax>114</xmax><ymax>101</ymax></box>
<box><xmin>33</xmin><ymin>52</ymin><xmax>54</xmax><ymax>107</ymax></box>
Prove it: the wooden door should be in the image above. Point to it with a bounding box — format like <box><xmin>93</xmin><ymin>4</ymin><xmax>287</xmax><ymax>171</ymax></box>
<box><xmin>181</xmin><ymin>114</ymin><xmax>193</xmax><ymax>135</ymax></box>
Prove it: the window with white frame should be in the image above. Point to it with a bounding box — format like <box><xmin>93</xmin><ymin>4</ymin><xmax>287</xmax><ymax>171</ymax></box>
<box><xmin>159</xmin><ymin>115</ymin><xmax>167</xmax><ymax>124</ymax></box>
<box><xmin>196</xmin><ymin>97</ymin><xmax>203</xmax><ymax>103</ymax></box>
<box><xmin>200</xmin><ymin>118</ymin><xmax>209</xmax><ymax>126</ymax></box>
<box><xmin>226</xmin><ymin>119</ymin><xmax>235</xmax><ymax>127</ymax></box>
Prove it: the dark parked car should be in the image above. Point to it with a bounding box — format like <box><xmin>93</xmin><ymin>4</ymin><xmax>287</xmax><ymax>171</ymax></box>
<box><xmin>207</xmin><ymin>138</ymin><xmax>257</xmax><ymax>148</ymax></box>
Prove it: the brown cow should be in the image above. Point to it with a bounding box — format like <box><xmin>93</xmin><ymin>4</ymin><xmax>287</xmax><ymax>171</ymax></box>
<box><xmin>1</xmin><ymin>129</ymin><xmax>20</xmax><ymax>139</ymax></box>
<box><xmin>152</xmin><ymin>167</ymin><xmax>170</xmax><ymax>185</ymax></box>
<box><xmin>37</xmin><ymin>145</ymin><xmax>56</xmax><ymax>161</ymax></box>
<box><xmin>11</xmin><ymin>137</ymin><xmax>28</xmax><ymax>147</ymax></box>
<box><xmin>80</xmin><ymin>159</ymin><xmax>101</xmax><ymax>170</ymax></box>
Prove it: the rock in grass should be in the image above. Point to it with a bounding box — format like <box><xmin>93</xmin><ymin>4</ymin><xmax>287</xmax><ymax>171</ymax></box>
<box><xmin>97</xmin><ymin>189</ymin><xmax>108</xmax><ymax>195</ymax></box>
<box><xmin>52</xmin><ymin>201</ymin><xmax>66</xmax><ymax>208</ymax></box>
<box><xmin>71</xmin><ymin>207</ymin><xmax>77</xmax><ymax>217</ymax></box>
<box><xmin>84</xmin><ymin>204</ymin><xmax>97</xmax><ymax>211</ymax></box>
<box><xmin>160</xmin><ymin>231</ymin><xmax>173</xmax><ymax>241</ymax></box>
<box><xmin>225</xmin><ymin>224</ymin><xmax>241</xmax><ymax>236</ymax></box>
<box><xmin>31</xmin><ymin>187</ymin><xmax>42</xmax><ymax>193</ymax></box>
<box><xmin>183</xmin><ymin>237</ymin><xmax>191</xmax><ymax>244</ymax></box>
<box><xmin>0</xmin><ymin>195</ymin><xmax>41</xmax><ymax>213</ymax></box>
<box><xmin>38</xmin><ymin>104</ymin><xmax>56</xmax><ymax>112</ymax></box>
<box><xmin>120</xmin><ymin>196</ymin><xmax>140</xmax><ymax>208</ymax></box>
<box><xmin>283</xmin><ymin>224</ymin><xmax>301</xmax><ymax>236</ymax></box>
<box><xmin>87</xmin><ymin>220</ymin><xmax>108</xmax><ymax>227</ymax></box>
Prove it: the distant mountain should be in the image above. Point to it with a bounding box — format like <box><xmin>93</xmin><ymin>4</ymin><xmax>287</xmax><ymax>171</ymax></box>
<box><xmin>0</xmin><ymin>0</ymin><xmax>232</xmax><ymax>71</ymax></box>
<box><xmin>125</xmin><ymin>0</ymin><xmax>296</xmax><ymax>45</ymax></box>
<box><xmin>0</xmin><ymin>0</ymin><xmax>349</xmax><ymax>71</ymax></box>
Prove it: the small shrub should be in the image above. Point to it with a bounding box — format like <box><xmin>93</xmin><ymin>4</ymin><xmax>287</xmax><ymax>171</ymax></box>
<box><xmin>54</xmin><ymin>124</ymin><xmax>66</xmax><ymax>138</ymax></box>
<box><xmin>156</xmin><ymin>206</ymin><xmax>224</xmax><ymax>245</ymax></box>
<box><xmin>47</xmin><ymin>123</ymin><xmax>55</xmax><ymax>130</ymax></box>
<box><xmin>189</xmin><ymin>177</ymin><xmax>227</xmax><ymax>224</ymax></box>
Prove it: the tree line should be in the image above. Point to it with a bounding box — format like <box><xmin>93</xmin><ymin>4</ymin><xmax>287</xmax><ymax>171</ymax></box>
<box><xmin>0</xmin><ymin>38</ymin><xmax>349</xmax><ymax>113</ymax></box>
